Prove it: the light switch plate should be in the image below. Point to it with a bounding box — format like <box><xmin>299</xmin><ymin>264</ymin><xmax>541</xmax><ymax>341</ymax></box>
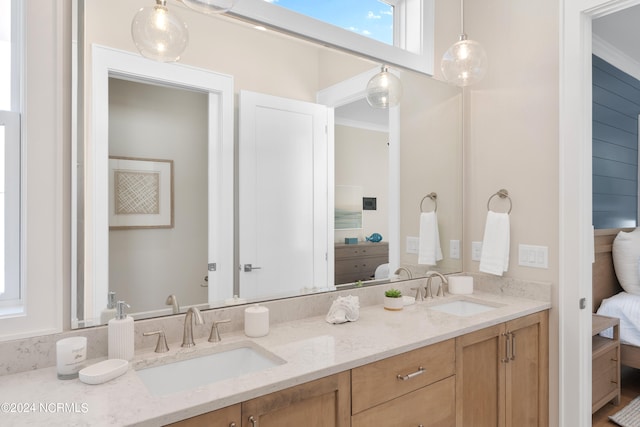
<box><xmin>518</xmin><ymin>244</ymin><xmax>548</xmax><ymax>269</ymax></box>
<box><xmin>406</xmin><ymin>236</ymin><xmax>419</xmax><ymax>254</ymax></box>
<box><xmin>472</xmin><ymin>241</ymin><xmax>482</xmax><ymax>261</ymax></box>
<box><xmin>450</xmin><ymin>240</ymin><xmax>460</xmax><ymax>259</ymax></box>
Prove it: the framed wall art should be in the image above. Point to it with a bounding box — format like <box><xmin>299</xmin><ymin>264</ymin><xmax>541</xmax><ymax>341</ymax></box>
<box><xmin>109</xmin><ymin>156</ymin><xmax>174</xmax><ymax>229</ymax></box>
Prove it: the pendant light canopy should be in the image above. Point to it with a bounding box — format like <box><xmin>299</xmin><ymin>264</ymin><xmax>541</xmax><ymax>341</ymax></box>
<box><xmin>440</xmin><ymin>0</ymin><xmax>487</xmax><ymax>86</ymax></box>
<box><xmin>131</xmin><ymin>0</ymin><xmax>189</xmax><ymax>62</ymax></box>
<box><xmin>181</xmin><ymin>0</ymin><xmax>237</xmax><ymax>14</ymax></box>
<box><xmin>365</xmin><ymin>65</ymin><xmax>403</xmax><ymax>109</ymax></box>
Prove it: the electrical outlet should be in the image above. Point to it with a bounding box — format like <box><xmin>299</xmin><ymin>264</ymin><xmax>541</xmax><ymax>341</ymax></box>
<box><xmin>518</xmin><ymin>244</ymin><xmax>549</xmax><ymax>269</ymax></box>
<box><xmin>450</xmin><ymin>240</ymin><xmax>460</xmax><ymax>259</ymax></box>
<box><xmin>406</xmin><ymin>236</ymin><xmax>419</xmax><ymax>254</ymax></box>
<box><xmin>472</xmin><ymin>241</ymin><xmax>482</xmax><ymax>261</ymax></box>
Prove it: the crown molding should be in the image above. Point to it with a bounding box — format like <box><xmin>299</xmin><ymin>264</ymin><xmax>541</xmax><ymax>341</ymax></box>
<box><xmin>592</xmin><ymin>33</ymin><xmax>640</xmax><ymax>80</ymax></box>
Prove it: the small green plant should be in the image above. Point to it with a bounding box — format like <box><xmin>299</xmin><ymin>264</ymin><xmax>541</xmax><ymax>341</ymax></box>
<box><xmin>355</xmin><ymin>280</ymin><xmax>363</xmax><ymax>287</ymax></box>
<box><xmin>385</xmin><ymin>288</ymin><xmax>402</xmax><ymax>298</ymax></box>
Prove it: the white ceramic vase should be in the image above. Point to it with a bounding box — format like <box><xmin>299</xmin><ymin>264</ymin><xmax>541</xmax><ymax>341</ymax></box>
<box><xmin>384</xmin><ymin>296</ymin><xmax>403</xmax><ymax>311</ymax></box>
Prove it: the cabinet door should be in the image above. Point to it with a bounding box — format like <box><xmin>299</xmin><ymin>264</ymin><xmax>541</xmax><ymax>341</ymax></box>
<box><xmin>352</xmin><ymin>376</ymin><xmax>455</xmax><ymax>427</ymax></box>
<box><xmin>456</xmin><ymin>323</ymin><xmax>506</xmax><ymax>427</ymax></box>
<box><xmin>166</xmin><ymin>403</ymin><xmax>241</xmax><ymax>426</ymax></box>
<box><xmin>505</xmin><ymin>311</ymin><xmax>549</xmax><ymax>427</ymax></box>
<box><xmin>241</xmin><ymin>372</ymin><xmax>350</xmax><ymax>427</ymax></box>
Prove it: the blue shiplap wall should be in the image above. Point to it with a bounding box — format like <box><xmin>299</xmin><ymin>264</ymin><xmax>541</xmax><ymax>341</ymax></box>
<box><xmin>593</xmin><ymin>55</ymin><xmax>639</xmax><ymax>229</ymax></box>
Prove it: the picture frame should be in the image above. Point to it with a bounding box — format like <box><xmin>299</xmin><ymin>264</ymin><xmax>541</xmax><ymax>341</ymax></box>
<box><xmin>109</xmin><ymin>156</ymin><xmax>174</xmax><ymax>229</ymax></box>
<box><xmin>335</xmin><ymin>185</ymin><xmax>363</xmax><ymax>229</ymax></box>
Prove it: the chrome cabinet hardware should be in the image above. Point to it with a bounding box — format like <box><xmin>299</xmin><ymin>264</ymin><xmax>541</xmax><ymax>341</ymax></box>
<box><xmin>248</xmin><ymin>415</ymin><xmax>258</xmax><ymax>426</ymax></box>
<box><xmin>501</xmin><ymin>331</ymin><xmax>517</xmax><ymax>363</ymax></box>
<box><xmin>510</xmin><ymin>332</ymin><xmax>516</xmax><ymax>361</ymax></box>
<box><xmin>501</xmin><ymin>332</ymin><xmax>510</xmax><ymax>363</ymax></box>
<box><xmin>396</xmin><ymin>366</ymin><xmax>425</xmax><ymax>381</ymax></box>
<box><xmin>229</xmin><ymin>423</ymin><xmax>236</xmax><ymax>427</ymax></box>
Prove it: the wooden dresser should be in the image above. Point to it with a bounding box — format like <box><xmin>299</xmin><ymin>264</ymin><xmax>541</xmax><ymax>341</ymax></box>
<box><xmin>592</xmin><ymin>313</ymin><xmax>621</xmax><ymax>414</ymax></box>
<box><xmin>334</xmin><ymin>241</ymin><xmax>388</xmax><ymax>284</ymax></box>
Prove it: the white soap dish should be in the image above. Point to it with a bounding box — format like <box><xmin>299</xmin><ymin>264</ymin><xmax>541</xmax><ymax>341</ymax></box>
<box><xmin>402</xmin><ymin>296</ymin><xmax>416</xmax><ymax>306</ymax></box>
<box><xmin>79</xmin><ymin>359</ymin><xmax>128</xmax><ymax>385</ymax></box>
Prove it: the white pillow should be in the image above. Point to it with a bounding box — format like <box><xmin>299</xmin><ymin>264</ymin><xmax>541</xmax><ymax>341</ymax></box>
<box><xmin>612</xmin><ymin>228</ymin><xmax>640</xmax><ymax>296</ymax></box>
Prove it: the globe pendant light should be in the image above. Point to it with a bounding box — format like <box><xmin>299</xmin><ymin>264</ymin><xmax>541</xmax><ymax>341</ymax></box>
<box><xmin>365</xmin><ymin>65</ymin><xmax>403</xmax><ymax>109</ymax></box>
<box><xmin>131</xmin><ymin>0</ymin><xmax>189</xmax><ymax>62</ymax></box>
<box><xmin>441</xmin><ymin>0</ymin><xmax>487</xmax><ymax>86</ymax></box>
<box><xmin>181</xmin><ymin>0</ymin><xmax>237</xmax><ymax>14</ymax></box>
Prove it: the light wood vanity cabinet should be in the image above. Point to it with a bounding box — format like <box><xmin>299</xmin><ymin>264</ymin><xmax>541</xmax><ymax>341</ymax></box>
<box><xmin>352</xmin><ymin>338</ymin><xmax>454</xmax><ymax>410</ymax></box>
<box><xmin>166</xmin><ymin>404</ymin><xmax>241</xmax><ymax>427</ymax></box>
<box><xmin>241</xmin><ymin>371</ymin><xmax>350</xmax><ymax>426</ymax></box>
<box><xmin>167</xmin><ymin>372</ymin><xmax>350</xmax><ymax>427</ymax></box>
<box><xmin>456</xmin><ymin>311</ymin><xmax>549</xmax><ymax>427</ymax></box>
<box><xmin>167</xmin><ymin>311</ymin><xmax>549</xmax><ymax>427</ymax></box>
<box><xmin>351</xmin><ymin>339</ymin><xmax>456</xmax><ymax>427</ymax></box>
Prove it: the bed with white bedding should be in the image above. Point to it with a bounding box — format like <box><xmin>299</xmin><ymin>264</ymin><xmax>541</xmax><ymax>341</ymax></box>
<box><xmin>597</xmin><ymin>292</ymin><xmax>640</xmax><ymax>347</ymax></box>
<box><xmin>593</xmin><ymin>228</ymin><xmax>640</xmax><ymax>369</ymax></box>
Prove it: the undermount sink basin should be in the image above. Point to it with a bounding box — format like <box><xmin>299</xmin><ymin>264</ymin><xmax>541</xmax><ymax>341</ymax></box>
<box><xmin>135</xmin><ymin>341</ymin><xmax>285</xmax><ymax>396</ymax></box>
<box><xmin>427</xmin><ymin>298</ymin><xmax>499</xmax><ymax>317</ymax></box>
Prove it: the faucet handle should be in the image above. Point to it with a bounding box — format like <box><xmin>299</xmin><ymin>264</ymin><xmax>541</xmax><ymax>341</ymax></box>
<box><xmin>209</xmin><ymin>319</ymin><xmax>231</xmax><ymax>343</ymax></box>
<box><xmin>143</xmin><ymin>330</ymin><xmax>170</xmax><ymax>353</ymax></box>
<box><xmin>410</xmin><ymin>287</ymin><xmax>424</xmax><ymax>301</ymax></box>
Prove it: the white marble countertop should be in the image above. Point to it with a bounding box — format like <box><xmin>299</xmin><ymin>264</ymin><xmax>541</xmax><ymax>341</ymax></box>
<box><xmin>0</xmin><ymin>291</ymin><xmax>550</xmax><ymax>426</ymax></box>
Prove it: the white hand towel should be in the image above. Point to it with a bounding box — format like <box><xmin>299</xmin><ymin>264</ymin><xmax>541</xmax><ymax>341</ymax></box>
<box><xmin>479</xmin><ymin>211</ymin><xmax>510</xmax><ymax>276</ymax></box>
<box><xmin>418</xmin><ymin>212</ymin><xmax>443</xmax><ymax>265</ymax></box>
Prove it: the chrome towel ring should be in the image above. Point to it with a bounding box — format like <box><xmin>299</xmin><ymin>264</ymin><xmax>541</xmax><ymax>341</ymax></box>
<box><xmin>420</xmin><ymin>192</ymin><xmax>438</xmax><ymax>213</ymax></box>
<box><xmin>487</xmin><ymin>189</ymin><xmax>512</xmax><ymax>214</ymax></box>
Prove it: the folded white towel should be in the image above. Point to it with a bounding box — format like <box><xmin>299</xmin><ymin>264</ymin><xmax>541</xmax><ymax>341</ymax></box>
<box><xmin>325</xmin><ymin>295</ymin><xmax>360</xmax><ymax>324</ymax></box>
<box><xmin>418</xmin><ymin>212</ymin><xmax>443</xmax><ymax>265</ymax></box>
<box><xmin>479</xmin><ymin>211</ymin><xmax>510</xmax><ymax>276</ymax></box>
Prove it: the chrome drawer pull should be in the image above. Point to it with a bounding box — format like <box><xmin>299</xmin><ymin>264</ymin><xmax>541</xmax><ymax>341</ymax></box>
<box><xmin>510</xmin><ymin>332</ymin><xmax>516</xmax><ymax>361</ymax></box>
<box><xmin>397</xmin><ymin>366</ymin><xmax>425</xmax><ymax>381</ymax></box>
<box><xmin>501</xmin><ymin>332</ymin><xmax>510</xmax><ymax>363</ymax></box>
<box><xmin>248</xmin><ymin>415</ymin><xmax>258</xmax><ymax>426</ymax></box>
<box><xmin>229</xmin><ymin>423</ymin><xmax>236</xmax><ymax>427</ymax></box>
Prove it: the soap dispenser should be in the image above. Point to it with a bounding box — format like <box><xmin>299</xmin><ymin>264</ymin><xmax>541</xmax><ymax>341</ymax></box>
<box><xmin>100</xmin><ymin>291</ymin><xmax>117</xmax><ymax>324</ymax></box>
<box><xmin>108</xmin><ymin>301</ymin><xmax>134</xmax><ymax>361</ymax></box>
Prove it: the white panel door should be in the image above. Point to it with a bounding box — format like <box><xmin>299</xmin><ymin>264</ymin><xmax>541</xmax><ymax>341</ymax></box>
<box><xmin>239</xmin><ymin>90</ymin><xmax>330</xmax><ymax>300</ymax></box>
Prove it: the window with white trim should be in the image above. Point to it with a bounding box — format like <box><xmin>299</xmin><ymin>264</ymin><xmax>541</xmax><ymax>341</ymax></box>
<box><xmin>233</xmin><ymin>0</ymin><xmax>434</xmax><ymax>74</ymax></box>
<box><xmin>0</xmin><ymin>0</ymin><xmax>21</xmax><ymax>313</ymax></box>
<box><xmin>270</xmin><ymin>0</ymin><xmax>395</xmax><ymax>46</ymax></box>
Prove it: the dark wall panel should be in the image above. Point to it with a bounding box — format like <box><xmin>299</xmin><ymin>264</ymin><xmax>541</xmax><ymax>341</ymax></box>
<box><xmin>593</xmin><ymin>55</ymin><xmax>639</xmax><ymax>229</ymax></box>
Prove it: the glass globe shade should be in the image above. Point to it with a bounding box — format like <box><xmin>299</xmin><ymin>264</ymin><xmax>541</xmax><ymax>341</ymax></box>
<box><xmin>365</xmin><ymin>67</ymin><xmax>403</xmax><ymax>109</ymax></box>
<box><xmin>441</xmin><ymin>35</ymin><xmax>488</xmax><ymax>87</ymax></box>
<box><xmin>181</xmin><ymin>0</ymin><xmax>237</xmax><ymax>14</ymax></box>
<box><xmin>131</xmin><ymin>2</ymin><xmax>189</xmax><ymax>62</ymax></box>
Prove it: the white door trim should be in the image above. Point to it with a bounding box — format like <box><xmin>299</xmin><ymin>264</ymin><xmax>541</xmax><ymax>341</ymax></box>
<box><xmin>317</xmin><ymin>67</ymin><xmax>401</xmax><ymax>275</ymax></box>
<box><xmin>86</xmin><ymin>45</ymin><xmax>234</xmax><ymax>322</ymax></box>
<box><xmin>560</xmin><ymin>0</ymin><xmax>640</xmax><ymax>425</ymax></box>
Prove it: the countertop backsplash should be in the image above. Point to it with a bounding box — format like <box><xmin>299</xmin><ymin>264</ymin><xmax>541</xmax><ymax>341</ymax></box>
<box><xmin>0</xmin><ymin>273</ymin><xmax>551</xmax><ymax>376</ymax></box>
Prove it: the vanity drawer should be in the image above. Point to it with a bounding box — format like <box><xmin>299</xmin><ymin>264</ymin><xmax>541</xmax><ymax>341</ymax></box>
<box><xmin>351</xmin><ymin>339</ymin><xmax>455</xmax><ymax>414</ymax></box>
<box><xmin>351</xmin><ymin>376</ymin><xmax>455</xmax><ymax>427</ymax></box>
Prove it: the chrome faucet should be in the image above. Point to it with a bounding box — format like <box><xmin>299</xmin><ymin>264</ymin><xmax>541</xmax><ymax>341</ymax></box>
<box><xmin>166</xmin><ymin>294</ymin><xmax>180</xmax><ymax>314</ymax></box>
<box><xmin>394</xmin><ymin>267</ymin><xmax>413</xmax><ymax>279</ymax></box>
<box><xmin>181</xmin><ymin>307</ymin><xmax>204</xmax><ymax>348</ymax></box>
<box><xmin>425</xmin><ymin>271</ymin><xmax>448</xmax><ymax>298</ymax></box>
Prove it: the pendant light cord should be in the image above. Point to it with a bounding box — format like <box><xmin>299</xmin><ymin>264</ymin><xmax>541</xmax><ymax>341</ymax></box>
<box><xmin>460</xmin><ymin>0</ymin><xmax>465</xmax><ymax>35</ymax></box>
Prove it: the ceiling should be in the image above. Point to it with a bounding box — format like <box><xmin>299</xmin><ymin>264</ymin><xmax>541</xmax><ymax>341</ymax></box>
<box><xmin>593</xmin><ymin>5</ymin><xmax>640</xmax><ymax>62</ymax></box>
<box><xmin>335</xmin><ymin>98</ymin><xmax>389</xmax><ymax>132</ymax></box>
